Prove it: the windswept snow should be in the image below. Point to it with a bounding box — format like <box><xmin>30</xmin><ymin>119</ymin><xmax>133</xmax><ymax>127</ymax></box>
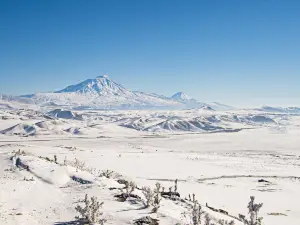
<box><xmin>0</xmin><ymin>123</ymin><xmax>37</xmax><ymax>136</ymax></box>
<box><xmin>1</xmin><ymin>105</ymin><xmax>300</xmax><ymax>225</ymax></box>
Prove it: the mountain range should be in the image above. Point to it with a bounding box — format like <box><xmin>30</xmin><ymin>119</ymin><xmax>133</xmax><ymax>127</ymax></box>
<box><xmin>17</xmin><ymin>75</ymin><xmax>233</xmax><ymax>110</ymax></box>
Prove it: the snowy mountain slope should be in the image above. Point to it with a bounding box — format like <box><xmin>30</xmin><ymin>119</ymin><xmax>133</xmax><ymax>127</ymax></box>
<box><xmin>55</xmin><ymin>75</ymin><xmax>132</xmax><ymax>96</ymax></box>
<box><xmin>208</xmin><ymin>102</ymin><xmax>236</xmax><ymax>111</ymax></box>
<box><xmin>256</xmin><ymin>106</ymin><xmax>300</xmax><ymax>114</ymax></box>
<box><xmin>170</xmin><ymin>93</ymin><xmax>235</xmax><ymax>111</ymax></box>
<box><xmin>170</xmin><ymin>92</ymin><xmax>192</xmax><ymax>101</ymax></box>
<box><xmin>20</xmin><ymin>75</ymin><xmax>236</xmax><ymax>110</ymax></box>
<box><xmin>47</xmin><ymin>109</ymin><xmax>84</xmax><ymax>120</ymax></box>
<box><xmin>24</xmin><ymin>75</ymin><xmax>184</xmax><ymax>110</ymax></box>
<box><xmin>170</xmin><ymin>92</ymin><xmax>209</xmax><ymax>109</ymax></box>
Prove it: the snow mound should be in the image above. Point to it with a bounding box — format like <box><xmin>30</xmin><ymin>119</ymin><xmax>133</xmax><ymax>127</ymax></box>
<box><xmin>47</xmin><ymin>109</ymin><xmax>83</xmax><ymax>120</ymax></box>
<box><xmin>0</xmin><ymin>123</ymin><xmax>37</xmax><ymax>136</ymax></box>
<box><xmin>119</xmin><ymin>117</ymin><xmax>162</xmax><ymax>130</ymax></box>
<box><xmin>220</xmin><ymin>114</ymin><xmax>276</xmax><ymax>125</ymax></box>
<box><xmin>245</xmin><ymin>115</ymin><xmax>276</xmax><ymax>124</ymax></box>
<box><xmin>0</xmin><ymin>102</ymin><xmax>13</xmax><ymax>110</ymax></box>
<box><xmin>64</xmin><ymin>127</ymin><xmax>82</xmax><ymax>135</ymax></box>
<box><xmin>145</xmin><ymin>118</ymin><xmax>225</xmax><ymax>132</ymax></box>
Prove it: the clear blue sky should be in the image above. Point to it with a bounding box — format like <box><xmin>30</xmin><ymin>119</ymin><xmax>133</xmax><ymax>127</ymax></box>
<box><xmin>0</xmin><ymin>0</ymin><xmax>299</xmax><ymax>107</ymax></box>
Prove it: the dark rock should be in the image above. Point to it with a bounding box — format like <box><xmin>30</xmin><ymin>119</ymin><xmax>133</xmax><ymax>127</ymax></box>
<box><xmin>133</xmin><ymin>216</ymin><xmax>159</xmax><ymax>225</ymax></box>
<box><xmin>258</xmin><ymin>179</ymin><xmax>270</xmax><ymax>183</ymax></box>
<box><xmin>114</xmin><ymin>193</ymin><xmax>141</xmax><ymax>202</ymax></box>
<box><xmin>161</xmin><ymin>191</ymin><xmax>180</xmax><ymax>198</ymax></box>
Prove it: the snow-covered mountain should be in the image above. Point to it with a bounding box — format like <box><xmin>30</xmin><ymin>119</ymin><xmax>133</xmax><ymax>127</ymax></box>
<box><xmin>18</xmin><ymin>75</ymin><xmax>236</xmax><ymax>110</ymax></box>
<box><xmin>55</xmin><ymin>75</ymin><xmax>131</xmax><ymax>96</ymax></box>
<box><xmin>170</xmin><ymin>92</ymin><xmax>210</xmax><ymax>109</ymax></box>
<box><xmin>23</xmin><ymin>75</ymin><xmax>183</xmax><ymax>110</ymax></box>
<box><xmin>171</xmin><ymin>92</ymin><xmax>192</xmax><ymax>101</ymax></box>
<box><xmin>169</xmin><ymin>92</ymin><xmax>235</xmax><ymax>111</ymax></box>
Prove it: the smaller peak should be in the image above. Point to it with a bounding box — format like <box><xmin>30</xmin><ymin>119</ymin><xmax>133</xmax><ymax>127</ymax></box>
<box><xmin>171</xmin><ymin>92</ymin><xmax>191</xmax><ymax>100</ymax></box>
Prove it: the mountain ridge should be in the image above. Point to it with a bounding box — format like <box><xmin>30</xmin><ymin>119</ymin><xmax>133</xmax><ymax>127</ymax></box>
<box><xmin>14</xmin><ymin>75</ymin><xmax>235</xmax><ymax>110</ymax></box>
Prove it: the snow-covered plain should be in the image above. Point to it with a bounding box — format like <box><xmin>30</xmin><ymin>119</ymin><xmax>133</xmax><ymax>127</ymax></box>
<box><xmin>1</xmin><ymin>106</ymin><xmax>300</xmax><ymax>225</ymax></box>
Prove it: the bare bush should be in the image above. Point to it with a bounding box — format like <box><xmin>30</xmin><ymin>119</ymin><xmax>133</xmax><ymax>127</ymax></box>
<box><xmin>182</xmin><ymin>198</ymin><xmax>204</xmax><ymax>225</ymax></box>
<box><xmin>218</xmin><ymin>219</ymin><xmax>235</xmax><ymax>225</ymax></box>
<box><xmin>204</xmin><ymin>214</ymin><xmax>212</xmax><ymax>225</ymax></box>
<box><xmin>73</xmin><ymin>158</ymin><xmax>86</xmax><ymax>170</ymax></box>
<box><xmin>152</xmin><ymin>182</ymin><xmax>162</xmax><ymax>213</ymax></box>
<box><xmin>141</xmin><ymin>182</ymin><xmax>162</xmax><ymax>213</ymax></box>
<box><xmin>239</xmin><ymin>196</ymin><xmax>263</xmax><ymax>225</ymax></box>
<box><xmin>192</xmin><ymin>201</ymin><xmax>204</xmax><ymax>225</ymax></box>
<box><xmin>99</xmin><ymin>169</ymin><xmax>114</xmax><ymax>178</ymax></box>
<box><xmin>75</xmin><ymin>194</ymin><xmax>106</xmax><ymax>225</ymax></box>
<box><xmin>123</xmin><ymin>181</ymin><xmax>136</xmax><ymax>195</ymax></box>
<box><xmin>65</xmin><ymin>158</ymin><xmax>86</xmax><ymax>171</ymax></box>
<box><xmin>142</xmin><ymin>186</ymin><xmax>154</xmax><ymax>208</ymax></box>
<box><xmin>175</xmin><ymin>179</ymin><xmax>178</xmax><ymax>192</ymax></box>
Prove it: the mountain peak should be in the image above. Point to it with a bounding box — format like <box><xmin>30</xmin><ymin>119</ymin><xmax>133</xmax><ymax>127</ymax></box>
<box><xmin>96</xmin><ymin>74</ymin><xmax>109</xmax><ymax>79</ymax></box>
<box><xmin>171</xmin><ymin>92</ymin><xmax>192</xmax><ymax>101</ymax></box>
<box><xmin>20</xmin><ymin>75</ymin><xmax>233</xmax><ymax>110</ymax></box>
<box><xmin>55</xmin><ymin>75</ymin><xmax>130</xmax><ymax>96</ymax></box>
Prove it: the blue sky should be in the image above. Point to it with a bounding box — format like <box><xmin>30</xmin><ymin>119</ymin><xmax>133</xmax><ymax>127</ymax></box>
<box><xmin>0</xmin><ymin>0</ymin><xmax>299</xmax><ymax>107</ymax></box>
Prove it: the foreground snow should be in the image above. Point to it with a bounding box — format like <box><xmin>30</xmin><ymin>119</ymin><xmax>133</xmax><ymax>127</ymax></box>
<box><xmin>0</xmin><ymin>108</ymin><xmax>300</xmax><ymax>224</ymax></box>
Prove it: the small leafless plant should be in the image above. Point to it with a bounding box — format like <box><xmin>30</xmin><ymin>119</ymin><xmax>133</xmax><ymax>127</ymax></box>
<box><xmin>239</xmin><ymin>196</ymin><xmax>263</xmax><ymax>225</ymax></box>
<box><xmin>142</xmin><ymin>186</ymin><xmax>154</xmax><ymax>208</ymax></box>
<box><xmin>204</xmin><ymin>214</ymin><xmax>212</xmax><ymax>225</ymax></box>
<box><xmin>141</xmin><ymin>183</ymin><xmax>162</xmax><ymax>213</ymax></box>
<box><xmin>73</xmin><ymin>158</ymin><xmax>86</xmax><ymax>170</ymax></box>
<box><xmin>13</xmin><ymin>149</ymin><xmax>26</xmax><ymax>156</ymax></box>
<box><xmin>192</xmin><ymin>201</ymin><xmax>204</xmax><ymax>225</ymax></box>
<box><xmin>65</xmin><ymin>158</ymin><xmax>86</xmax><ymax>170</ymax></box>
<box><xmin>64</xmin><ymin>156</ymin><xmax>67</xmax><ymax>165</ymax></box>
<box><xmin>174</xmin><ymin>179</ymin><xmax>178</xmax><ymax>192</ymax></box>
<box><xmin>54</xmin><ymin>155</ymin><xmax>57</xmax><ymax>163</ymax></box>
<box><xmin>152</xmin><ymin>182</ymin><xmax>162</xmax><ymax>213</ymax></box>
<box><xmin>181</xmin><ymin>197</ymin><xmax>204</xmax><ymax>225</ymax></box>
<box><xmin>123</xmin><ymin>181</ymin><xmax>136</xmax><ymax>196</ymax></box>
<box><xmin>218</xmin><ymin>219</ymin><xmax>235</xmax><ymax>225</ymax></box>
<box><xmin>75</xmin><ymin>194</ymin><xmax>106</xmax><ymax>225</ymax></box>
<box><xmin>99</xmin><ymin>169</ymin><xmax>114</xmax><ymax>178</ymax></box>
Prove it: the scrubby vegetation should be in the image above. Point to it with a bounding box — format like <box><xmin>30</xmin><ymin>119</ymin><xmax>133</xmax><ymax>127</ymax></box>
<box><xmin>75</xmin><ymin>194</ymin><xmax>106</xmax><ymax>225</ymax></box>
<box><xmin>239</xmin><ymin>196</ymin><xmax>263</xmax><ymax>225</ymax></box>
<box><xmin>9</xmin><ymin>151</ymin><xmax>266</xmax><ymax>225</ymax></box>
